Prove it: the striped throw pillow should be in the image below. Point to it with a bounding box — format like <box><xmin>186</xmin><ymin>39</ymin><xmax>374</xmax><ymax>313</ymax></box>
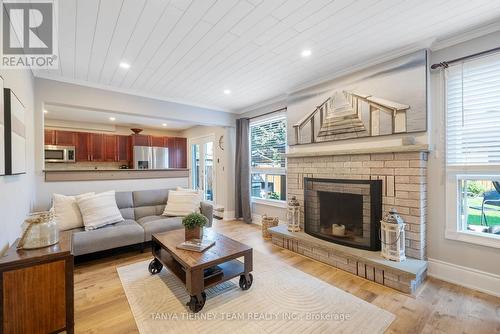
<box><xmin>77</xmin><ymin>190</ymin><xmax>124</xmax><ymax>230</ymax></box>
<box><xmin>162</xmin><ymin>190</ymin><xmax>202</xmax><ymax>217</ymax></box>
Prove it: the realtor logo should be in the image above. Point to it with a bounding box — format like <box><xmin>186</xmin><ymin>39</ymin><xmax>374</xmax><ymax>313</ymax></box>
<box><xmin>2</xmin><ymin>0</ymin><xmax>58</xmax><ymax>69</ymax></box>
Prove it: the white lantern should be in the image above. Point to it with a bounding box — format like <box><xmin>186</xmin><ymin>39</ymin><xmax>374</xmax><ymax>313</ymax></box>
<box><xmin>287</xmin><ymin>196</ymin><xmax>300</xmax><ymax>232</ymax></box>
<box><xmin>380</xmin><ymin>208</ymin><xmax>406</xmax><ymax>262</ymax></box>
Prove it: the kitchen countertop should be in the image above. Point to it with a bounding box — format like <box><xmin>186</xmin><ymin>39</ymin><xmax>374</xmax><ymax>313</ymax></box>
<box><xmin>44</xmin><ymin>168</ymin><xmax>189</xmax><ymax>182</ymax></box>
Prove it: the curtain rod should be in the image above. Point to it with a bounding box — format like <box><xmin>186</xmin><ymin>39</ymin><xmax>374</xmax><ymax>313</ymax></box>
<box><xmin>430</xmin><ymin>46</ymin><xmax>500</xmax><ymax>70</ymax></box>
<box><xmin>247</xmin><ymin>107</ymin><xmax>287</xmax><ymax>120</ymax></box>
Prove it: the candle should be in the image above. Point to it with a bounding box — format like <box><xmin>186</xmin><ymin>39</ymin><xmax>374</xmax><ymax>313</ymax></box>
<box><xmin>331</xmin><ymin>224</ymin><xmax>345</xmax><ymax>236</ymax></box>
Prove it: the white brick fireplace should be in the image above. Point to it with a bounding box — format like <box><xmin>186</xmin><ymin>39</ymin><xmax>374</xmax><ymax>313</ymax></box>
<box><xmin>286</xmin><ymin>146</ymin><xmax>428</xmax><ymax>260</ymax></box>
<box><xmin>269</xmin><ymin>145</ymin><xmax>429</xmax><ymax>294</ymax></box>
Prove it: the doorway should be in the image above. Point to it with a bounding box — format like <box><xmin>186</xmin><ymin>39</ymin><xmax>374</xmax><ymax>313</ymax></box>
<box><xmin>189</xmin><ymin>135</ymin><xmax>215</xmax><ymax>202</ymax></box>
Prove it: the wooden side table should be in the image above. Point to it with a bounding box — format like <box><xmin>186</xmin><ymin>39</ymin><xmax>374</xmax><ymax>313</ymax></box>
<box><xmin>0</xmin><ymin>231</ymin><xmax>74</xmax><ymax>334</ymax></box>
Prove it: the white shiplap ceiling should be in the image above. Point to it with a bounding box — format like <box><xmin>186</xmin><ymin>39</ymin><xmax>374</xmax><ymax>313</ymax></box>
<box><xmin>35</xmin><ymin>0</ymin><xmax>500</xmax><ymax>112</ymax></box>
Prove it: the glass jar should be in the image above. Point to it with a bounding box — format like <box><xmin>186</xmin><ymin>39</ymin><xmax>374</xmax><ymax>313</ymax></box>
<box><xmin>18</xmin><ymin>211</ymin><xmax>59</xmax><ymax>249</ymax></box>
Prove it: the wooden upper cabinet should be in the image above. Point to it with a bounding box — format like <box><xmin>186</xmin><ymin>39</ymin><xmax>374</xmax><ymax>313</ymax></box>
<box><xmin>177</xmin><ymin>137</ymin><xmax>187</xmax><ymax>168</ymax></box>
<box><xmin>76</xmin><ymin>132</ymin><xmax>91</xmax><ymax>162</ymax></box>
<box><xmin>151</xmin><ymin>136</ymin><xmax>166</xmax><ymax>147</ymax></box>
<box><xmin>89</xmin><ymin>133</ymin><xmax>105</xmax><ymax>162</ymax></box>
<box><xmin>103</xmin><ymin>135</ymin><xmax>118</xmax><ymax>162</ymax></box>
<box><xmin>117</xmin><ymin>135</ymin><xmax>130</xmax><ymax>162</ymax></box>
<box><xmin>44</xmin><ymin>129</ymin><xmax>56</xmax><ymax>145</ymax></box>
<box><xmin>55</xmin><ymin>131</ymin><xmax>77</xmax><ymax>146</ymax></box>
<box><xmin>44</xmin><ymin>129</ymin><xmax>76</xmax><ymax>146</ymax></box>
<box><xmin>130</xmin><ymin>134</ymin><xmax>151</xmax><ymax>147</ymax></box>
<box><xmin>166</xmin><ymin>137</ymin><xmax>187</xmax><ymax>168</ymax></box>
<box><xmin>166</xmin><ymin>137</ymin><xmax>176</xmax><ymax>168</ymax></box>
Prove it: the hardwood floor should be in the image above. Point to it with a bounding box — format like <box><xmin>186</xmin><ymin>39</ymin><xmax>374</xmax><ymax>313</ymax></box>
<box><xmin>74</xmin><ymin>220</ymin><xmax>500</xmax><ymax>334</ymax></box>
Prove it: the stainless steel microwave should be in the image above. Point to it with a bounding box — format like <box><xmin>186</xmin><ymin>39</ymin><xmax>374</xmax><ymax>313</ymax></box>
<box><xmin>44</xmin><ymin>145</ymin><xmax>76</xmax><ymax>163</ymax></box>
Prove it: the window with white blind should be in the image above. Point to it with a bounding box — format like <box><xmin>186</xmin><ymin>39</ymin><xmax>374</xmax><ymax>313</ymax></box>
<box><xmin>250</xmin><ymin>116</ymin><xmax>287</xmax><ymax>203</ymax></box>
<box><xmin>446</xmin><ymin>53</ymin><xmax>500</xmax><ymax>166</ymax></box>
<box><xmin>445</xmin><ymin>52</ymin><xmax>500</xmax><ymax>247</ymax></box>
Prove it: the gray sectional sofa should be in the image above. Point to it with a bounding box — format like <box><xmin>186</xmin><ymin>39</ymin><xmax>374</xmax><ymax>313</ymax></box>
<box><xmin>69</xmin><ymin>189</ymin><xmax>213</xmax><ymax>256</ymax></box>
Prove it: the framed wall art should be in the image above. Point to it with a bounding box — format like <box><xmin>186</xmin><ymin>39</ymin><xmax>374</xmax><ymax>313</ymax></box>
<box><xmin>288</xmin><ymin>50</ymin><xmax>427</xmax><ymax>145</ymax></box>
<box><xmin>0</xmin><ymin>78</ymin><xmax>4</xmax><ymax>176</ymax></box>
<box><xmin>4</xmin><ymin>88</ymin><xmax>26</xmax><ymax>175</ymax></box>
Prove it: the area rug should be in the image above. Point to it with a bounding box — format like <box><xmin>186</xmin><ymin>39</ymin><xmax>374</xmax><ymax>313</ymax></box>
<box><xmin>117</xmin><ymin>251</ymin><xmax>394</xmax><ymax>334</ymax></box>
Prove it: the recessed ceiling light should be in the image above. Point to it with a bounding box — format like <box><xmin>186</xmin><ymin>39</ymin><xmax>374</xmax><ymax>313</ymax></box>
<box><xmin>109</xmin><ymin>117</ymin><xmax>116</xmax><ymax>121</ymax></box>
<box><xmin>162</xmin><ymin>123</ymin><xmax>167</xmax><ymax>127</ymax></box>
<box><xmin>119</xmin><ymin>62</ymin><xmax>130</xmax><ymax>69</ymax></box>
<box><xmin>223</xmin><ymin>89</ymin><xmax>231</xmax><ymax>95</ymax></box>
<box><xmin>43</xmin><ymin>110</ymin><xmax>48</xmax><ymax>114</ymax></box>
<box><xmin>301</xmin><ymin>49</ymin><xmax>312</xmax><ymax>57</ymax></box>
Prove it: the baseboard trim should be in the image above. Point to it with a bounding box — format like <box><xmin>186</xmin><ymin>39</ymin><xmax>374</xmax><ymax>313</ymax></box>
<box><xmin>428</xmin><ymin>258</ymin><xmax>500</xmax><ymax>297</ymax></box>
<box><xmin>223</xmin><ymin>211</ymin><xmax>235</xmax><ymax>221</ymax></box>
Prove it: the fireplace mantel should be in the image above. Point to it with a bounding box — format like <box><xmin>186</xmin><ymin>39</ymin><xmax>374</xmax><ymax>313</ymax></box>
<box><xmin>286</xmin><ymin>144</ymin><xmax>430</xmax><ymax>158</ymax></box>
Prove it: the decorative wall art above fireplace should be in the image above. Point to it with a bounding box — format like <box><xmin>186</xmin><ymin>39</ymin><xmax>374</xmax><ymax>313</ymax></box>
<box><xmin>287</xmin><ymin>50</ymin><xmax>428</xmax><ymax>145</ymax></box>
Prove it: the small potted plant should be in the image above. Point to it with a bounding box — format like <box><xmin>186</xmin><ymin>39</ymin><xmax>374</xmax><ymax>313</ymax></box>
<box><xmin>182</xmin><ymin>212</ymin><xmax>207</xmax><ymax>240</ymax></box>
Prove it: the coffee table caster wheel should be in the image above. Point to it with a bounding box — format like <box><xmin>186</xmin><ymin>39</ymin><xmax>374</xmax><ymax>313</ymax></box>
<box><xmin>239</xmin><ymin>273</ymin><xmax>253</xmax><ymax>290</ymax></box>
<box><xmin>187</xmin><ymin>292</ymin><xmax>206</xmax><ymax>313</ymax></box>
<box><xmin>148</xmin><ymin>259</ymin><xmax>163</xmax><ymax>275</ymax></box>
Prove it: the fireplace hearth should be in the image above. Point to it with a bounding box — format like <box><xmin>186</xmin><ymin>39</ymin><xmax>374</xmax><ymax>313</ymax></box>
<box><xmin>304</xmin><ymin>178</ymin><xmax>382</xmax><ymax>251</ymax></box>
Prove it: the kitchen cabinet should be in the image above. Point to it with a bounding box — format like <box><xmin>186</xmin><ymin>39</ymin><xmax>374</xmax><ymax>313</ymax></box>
<box><xmin>55</xmin><ymin>131</ymin><xmax>77</xmax><ymax>146</ymax></box>
<box><xmin>167</xmin><ymin>137</ymin><xmax>187</xmax><ymax>168</ymax></box>
<box><xmin>117</xmin><ymin>135</ymin><xmax>130</xmax><ymax>162</ymax></box>
<box><xmin>151</xmin><ymin>136</ymin><xmax>166</xmax><ymax>147</ymax></box>
<box><xmin>176</xmin><ymin>137</ymin><xmax>187</xmax><ymax>168</ymax></box>
<box><xmin>130</xmin><ymin>134</ymin><xmax>151</xmax><ymax>147</ymax></box>
<box><xmin>44</xmin><ymin>129</ymin><xmax>187</xmax><ymax>166</ymax></box>
<box><xmin>44</xmin><ymin>130</ymin><xmax>77</xmax><ymax>146</ymax></box>
<box><xmin>89</xmin><ymin>133</ymin><xmax>105</xmax><ymax>162</ymax></box>
<box><xmin>76</xmin><ymin>132</ymin><xmax>91</xmax><ymax>161</ymax></box>
<box><xmin>103</xmin><ymin>135</ymin><xmax>117</xmax><ymax>162</ymax></box>
<box><xmin>44</xmin><ymin>129</ymin><xmax>56</xmax><ymax>145</ymax></box>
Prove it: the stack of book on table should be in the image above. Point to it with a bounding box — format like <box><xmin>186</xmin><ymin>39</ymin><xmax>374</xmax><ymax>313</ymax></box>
<box><xmin>176</xmin><ymin>238</ymin><xmax>215</xmax><ymax>252</ymax></box>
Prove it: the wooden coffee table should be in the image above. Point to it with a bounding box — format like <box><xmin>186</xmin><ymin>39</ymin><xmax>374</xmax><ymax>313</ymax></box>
<box><xmin>148</xmin><ymin>229</ymin><xmax>253</xmax><ymax>312</ymax></box>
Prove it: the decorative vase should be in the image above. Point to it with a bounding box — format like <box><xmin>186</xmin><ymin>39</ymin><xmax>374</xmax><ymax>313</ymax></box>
<box><xmin>18</xmin><ymin>211</ymin><xmax>59</xmax><ymax>250</ymax></box>
<box><xmin>185</xmin><ymin>226</ymin><xmax>203</xmax><ymax>240</ymax></box>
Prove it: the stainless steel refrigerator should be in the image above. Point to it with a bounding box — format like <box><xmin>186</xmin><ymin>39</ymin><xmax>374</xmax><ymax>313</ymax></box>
<box><xmin>133</xmin><ymin>146</ymin><xmax>169</xmax><ymax>169</ymax></box>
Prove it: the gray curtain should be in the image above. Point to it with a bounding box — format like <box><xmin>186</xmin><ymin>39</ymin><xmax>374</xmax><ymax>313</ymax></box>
<box><xmin>235</xmin><ymin>118</ymin><xmax>252</xmax><ymax>223</ymax></box>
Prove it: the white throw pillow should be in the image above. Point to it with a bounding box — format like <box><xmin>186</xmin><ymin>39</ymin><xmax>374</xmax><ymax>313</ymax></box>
<box><xmin>52</xmin><ymin>192</ymin><xmax>94</xmax><ymax>231</ymax></box>
<box><xmin>77</xmin><ymin>190</ymin><xmax>124</xmax><ymax>230</ymax></box>
<box><xmin>163</xmin><ymin>190</ymin><xmax>202</xmax><ymax>217</ymax></box>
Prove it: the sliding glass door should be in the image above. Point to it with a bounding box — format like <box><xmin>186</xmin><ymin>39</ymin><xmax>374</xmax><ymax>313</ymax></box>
<box><xmin>190</xmin><ymin>136</ymin><xmax>215</xmax><ymax>202</ymax></box>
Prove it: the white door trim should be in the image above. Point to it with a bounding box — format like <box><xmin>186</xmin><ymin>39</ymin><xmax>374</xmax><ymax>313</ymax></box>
<box><xmin>188</xmin><ymin>134</ymin><xmax>216</xmax><ymax>203</ymax></box>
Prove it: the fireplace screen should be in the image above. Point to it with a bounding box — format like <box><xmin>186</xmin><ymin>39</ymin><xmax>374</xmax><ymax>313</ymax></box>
<box><xmin>304</xmin><ymin>178</ymin><xmax>382</xmax><ymax>251</ymax></box>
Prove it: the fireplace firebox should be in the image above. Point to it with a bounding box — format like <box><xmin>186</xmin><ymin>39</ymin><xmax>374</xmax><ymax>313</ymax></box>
<box><xmin>304</xmin><ymin>178</ymin><xmax>382</xmax><ymax>251</ymax></box>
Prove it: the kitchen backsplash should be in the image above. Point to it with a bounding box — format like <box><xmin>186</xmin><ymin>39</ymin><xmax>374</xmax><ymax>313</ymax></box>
<box><xmin>45</xmin><ymin>162</ymin><xmax>124</xmax><ymax>170</ymax></box>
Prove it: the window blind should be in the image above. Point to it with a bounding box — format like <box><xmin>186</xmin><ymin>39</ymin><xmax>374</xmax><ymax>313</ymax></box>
<box><xmin>250</xmin><ymin>117</ymin><xmax>286</xmax><ymax>169</ymax></box>
<box><xmin>446</xmin><ymin>52</ymin><xmax>500</xmax><ymax>166</ymax></box>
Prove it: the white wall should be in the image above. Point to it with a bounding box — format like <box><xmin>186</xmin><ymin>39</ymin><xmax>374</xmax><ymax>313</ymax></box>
<box><xmin>427</xmin><ymin>31</ymin><xmax>500</xmax><ymax>276</ymax></box>
<box><xmin>0</xmin><ymin>69</ymin><xmax>36</xmax><ymax>254</ymax></box>
<box><xmin>181</xmin><ymin>125</ymin><xmax>236</xmax><ymax>219</ymax></box>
